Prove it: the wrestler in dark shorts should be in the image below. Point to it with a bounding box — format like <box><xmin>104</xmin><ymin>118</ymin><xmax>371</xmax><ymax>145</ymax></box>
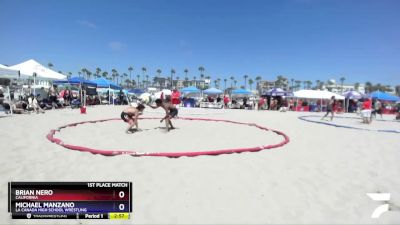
<box><xmin>168</xmin><ymin>108</ymin><xmax>178</xmax><ymax>118</ymax></box>
<box><xmin>121</xmin><ymin>111</ymin><xmax>134</xmax><ymax>122</ymax></box>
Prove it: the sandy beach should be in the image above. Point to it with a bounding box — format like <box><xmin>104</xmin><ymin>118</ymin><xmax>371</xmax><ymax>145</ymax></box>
<box><xmin>1</xmin><ymin>106</ymin><xmax>400</xmax><ymax>224</ymax></box>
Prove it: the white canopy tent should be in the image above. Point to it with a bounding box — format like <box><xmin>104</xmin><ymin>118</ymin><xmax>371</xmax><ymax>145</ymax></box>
<box><xmin>9</xmin><ymin>59</ymin><xmax>66</xmax><ymax>80</ymax></box>
<box><xmin>8</xmin><ymin>59</ymin><xmax>67</xmax><ymax>92</ymax></box>
<box><xmin>293</xmin><ymin>90</ymin><xmax>345</xmax><ymax>100</ymax></box>
<box><xmin>0</xmin><ymin>64</ymin><xmax>22</xmax><ymax>79</ymax></box>
<box><xmin>292</xmin><ymin>90</ymin><xmax>345</xmax><ymax>112</ymax></box>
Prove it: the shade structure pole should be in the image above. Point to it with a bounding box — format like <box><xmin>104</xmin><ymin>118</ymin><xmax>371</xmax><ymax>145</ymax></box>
<box><xmin>80</xmin><ymin>83</ymin><xmax>83</xmax><ymax>106</ymax></box>
<box><xmin>7</xmin><ymin>86</ymin><xmax>13</xmax><ymax>115</ymax></box>
<box><xmin>83</xmin><ymin>89</ymin><xmax>86</xmax><ymax>107</ymax></box>
<box><xmin>320</xmin><ymin>98</ymin><xmax>322</xmax><ymax>112</ymax></box>
<box><xmin>33</xmin><ymin>72</ymin><xmax>36</xmax><ymax>96</ymax></box>
<box><xmin>108</xmin><ymin>86</ymin><xmax>111</xmax><ymax>105</ymax></box>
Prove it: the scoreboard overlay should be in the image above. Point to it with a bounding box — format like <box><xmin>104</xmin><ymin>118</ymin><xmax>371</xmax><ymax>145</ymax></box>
<box><xmin>8</xmin><ymin>182</ymin><xmax>132</xmax><ymax>219</ymax></box>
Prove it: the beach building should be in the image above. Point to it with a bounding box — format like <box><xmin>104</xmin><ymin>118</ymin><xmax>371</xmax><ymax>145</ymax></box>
<box><xmin>172</xmin><ymin>79</ymin><xmax>185</xmax><ymax>89</ymax></box>
<box><xmin>258</xmin><ymin>80</ymin><xmax>289</xmax><ymax>94</ymax></box>
<box><xmin>324</xmin><ymin>83</ymin><xmax>366</xmax><ymax>94</ymax></box>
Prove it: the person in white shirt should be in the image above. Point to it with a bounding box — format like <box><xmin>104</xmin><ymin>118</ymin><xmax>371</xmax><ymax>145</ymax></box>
<box><xmin>28</xmin><ymin>94</ymin><xmax>45</xmax><ymax>114</ymax></box>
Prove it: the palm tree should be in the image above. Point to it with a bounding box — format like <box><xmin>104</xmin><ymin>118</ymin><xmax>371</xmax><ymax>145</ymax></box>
<box><xmin>170</xmin><ymin>69</ymin><xmax>176</xmax><ymax>89</ymax></box>
<box><xmin>137</xmin><ymin>74</ymin><xmax>140</xmax><ymax>88</ymax></box>
<box><xmin>86</xmin><ymin>70</ymin><xmax>92</xmax><ymax>80</ymax></box>
<box><xmin>193</xmin><ymin>76</ymin><xmax>197</xmax><ymax>87</ymax></box>
<box><xmin>198</xmin><ymin>66</ymin><xmax>205</xmax><ymax>78</ymax></box>
<box><xmin>182</xmin><ymin>69</ymin><xmax>189</xmax><ymax>87</ymax></box>
<box><xmin>276</xmin><ymin>75</ymin><xmax>285</xmax><ymax>88</ymax></box>
<box><xmin>68</xmin><ymin>72</ymin><xmax>72</xmax><ymax>79</ymax></box>
<box><xmin>96</xmin><ymin>67</ymin><xmax>101</xmax><ymax>78</ymax></box>
<box><xmin>213</xmin><ymin>80</ymin><xmax>218</xmax><ymax>88</ymax></box>
<box><xmin>223</xmin><ymin>78</ymin><xmax>227</xmax><ymax>91</ymax></box>
<box><xmin>48</xmin><ymin>63</ymin><xmax>54</xmax><ymax>69</ymax></box>
<box><xmin>155</xmin><ymin>69</ymin><xmax>162</xmax><ymax>88</ymax></box>
<box><xmin>248</xmin><ymin>79</ymin><xmax>254</xmax><ymax>90</ymax></box>
<box><xmin>141</xmin><ymin>67</ymin><xmax>147</xmax><ymax>88</ymax></box>
<box><xmin>203</xmin><ymin>75</ymin><xmax>210</xmax><ymax>89</ymax></box>
<box><xmin>141</xmin><ymin>67</ymin><xmax>147</xmax><ymax>75</ymax></box>
<box><xmin>145</xmin><ymin>74</ymin><xmax>149</xmax><ymax>88</ymax></box>
<box><xmin>315</xmin><ymin>80</ymin><xmax>321</xmax><ymax>90</ymax></box>
<box><xmin>290</xmin><ymin>78</ymin><xmax>294</xmax><ymax>90</ymax></box>
<box><xmin>102</xmin><ymin>71</ymin><xmax>108</xmax><ymax>79</ymax></box>
<box><xmin>132</xmin><ymin>78</ymin><xmax>136</xmax><ymax>87</ymax></box>
<box><xmin>115</xmin><ymin>72</ymin><xmax>120</xmax><ymax>84</ymax></box>
<box><xmin>111</xmin><ymin>69</ymin><xmax>117</xmax><ymax>82</ymax></box>
<box><xmin>243</xmin><ymin>75</ymin><xmax>249</xmax><ymax>89</ymax></box>
<box><xmin>81</xmin><ymin>68</ymin><xmax>87</xmax><ymax>79</ymax></box>
<box><xmin>234</xmin><ymin>80</ymin><xmax>237</xmax><ymax>87</ymax></box>
<box><xmin>295</xmin><ymin>80</ymin><xmax>301</xmax><ymax>90</ymax></box>
<box><xmin>125</xmin><ymin>79</ymin><xmax>131</xmax><ymax>87</ymax></box>
<box><xmin>302</xmin><ymin>81</ymin><xmax>307</xmax><ymax>90</ymax></box>
<box><xmin>365</xmin><ymin>82</ymin><xmax>372</xmax><ymax>94</ymax></box>
<box><xmin>128</xmin><ymin>66</ymin><xmax>133</xmax><ymax>81</ymax></box>
<box><xmin>122</xmin><ymin>73</ymin><xmax>128</xmax><ymax>86</ymax></box>
<box><xmin>307</xmin><ymin>81</ymin><xmax>312</xmax><ymax>89</ymax></box>
<box><xmin>282</xmin><ymin>77</ymin><xmax>288</xmax><ymax>89</ymax></box>
<box><xmin>319</xmin><ymin>81</ymin><xmax>325</xmax><ymax>90</ymax></box>
<box><xmin>340</xmin><ymin>77</ymin><xmax>345</xmax><ymax>94</ymax></box>
<box><xmin>230</xmin><ymin>76</ymin><xmax>235</xmax><ymax>88</ymax></box>
<box><xmin>256</xmin><ymin>76</ymin><xmax>262</xmax><ymax>92</ymax></box>
<box><xmin>184</xmin><ymin>77</ymin><xmax>189</xmax><ymax>87</ymax></box>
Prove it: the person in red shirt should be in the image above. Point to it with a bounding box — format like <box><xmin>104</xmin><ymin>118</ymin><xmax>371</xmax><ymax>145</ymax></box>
<box><xmin>258</xmin><ymin>97</ymin><xmax>265</xmax><ymax>110</ymax></box>
<box><xmin>223</xmin><ymin>95</ymin><xmax>230</xmax><ymax>109</ymax></box>
<box><xmin>361</xmin><ymin>98</ymin><xmax>372</xmax><ymax>124</ymax></box>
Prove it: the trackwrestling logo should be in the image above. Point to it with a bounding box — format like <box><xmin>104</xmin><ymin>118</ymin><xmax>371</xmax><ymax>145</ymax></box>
<box><xmin>366</xmin><ymin>193</ymin><xmax>390</xmax><ymax>219</ymax></box>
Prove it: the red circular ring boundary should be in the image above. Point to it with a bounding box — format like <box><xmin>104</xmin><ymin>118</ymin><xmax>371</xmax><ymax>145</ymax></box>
<box><xmin>46</xmin><ymin>117</ymin><xmax>290</xmax><ymax>157</ymax></box>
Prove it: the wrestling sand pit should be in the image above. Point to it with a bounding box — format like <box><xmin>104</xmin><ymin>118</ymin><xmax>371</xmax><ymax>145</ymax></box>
<box><xmin>48</xmin><ymin>117</ymin><xmax>289</xmax><ymax>157</ymax></box>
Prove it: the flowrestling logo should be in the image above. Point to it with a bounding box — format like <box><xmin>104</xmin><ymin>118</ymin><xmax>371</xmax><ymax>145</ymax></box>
<box><xmin>366</xmin><ymin>193</ymin><xmax>390</xmax><ymax>219</ymax></box>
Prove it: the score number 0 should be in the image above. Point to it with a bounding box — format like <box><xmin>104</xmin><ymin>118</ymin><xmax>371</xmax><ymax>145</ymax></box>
<box><xmin>118</xmin><ymin>191</ymin><xmax>125</xmax><ymax>211</ymax></box>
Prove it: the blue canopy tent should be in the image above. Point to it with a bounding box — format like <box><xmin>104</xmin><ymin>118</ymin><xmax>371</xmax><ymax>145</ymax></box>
<box><xmin>53</xmin><ymin>76</ymin><xmax>97</xmax><ymax>86</ymax></box>
<box><xmin>231</xmin><ymin>89</ymin><xmax>252</xmax><ymax>95</ymax></box>
<box><xmin>369</xmin><ymin>91</ymin><xmax>400</xmax><ymax>102</ymax></box>
<box><xmin>203</xmin><ymin>87</ymin><xmax>223</xmax><ymax>95</ymax></box>
<box><xmin>181</xmin><ymin>86</ymin><xmax>200</xmax><ymax>93</ymax></box>
<box><xmin>263</xmin><ymin>88</ymin><xmax>293</xmax><ymax>97</ymax></box>
<box><xmin>92</xmin><ymin>78</ymin><xmax>121</xmax><ymax>90</ymax></box>
<box><xmin>128</xmin><ymin>88</ymin><xmax>145</xmax><ymax>95</ymax></box>
<box><xmin>53</xmin><ymin>77</ymin><xmax>97</xmax><ymax>107</ymax></box>
<box><xmin>180</xmin><ymin>86</ymin><xmax>200</xmax><ymax>107</ymax></box>
<box><xmin>93</xmin><ymin>78</ymin><xmax>122</xmax><ymax>105</ymax></box>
